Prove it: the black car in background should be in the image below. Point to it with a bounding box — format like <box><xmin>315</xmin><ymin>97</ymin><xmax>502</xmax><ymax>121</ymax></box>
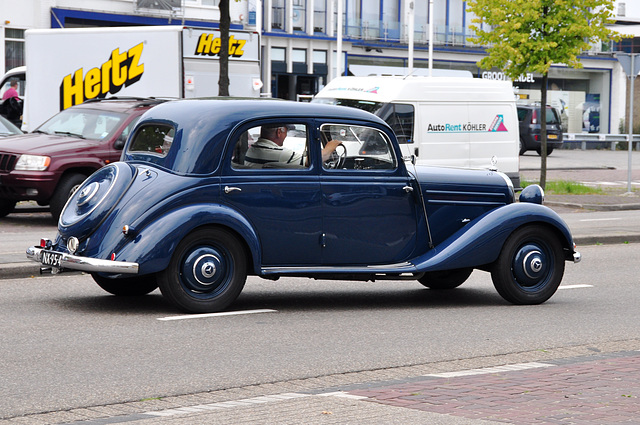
<box><xmin>517</xmin><ymin>104</ymin><xmax>563</xmax><ymax>155</ymax></box>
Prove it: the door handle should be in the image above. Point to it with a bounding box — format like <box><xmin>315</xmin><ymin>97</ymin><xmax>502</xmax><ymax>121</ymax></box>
<box><xmin>224</xmin><ymin>186</ymin><xmax>242</xmax><ymax>194</ymax></box>
<box><xmin>403</xmin><ymin>185</ymin><xmax>414</xmax><ymax>193</ymax></box>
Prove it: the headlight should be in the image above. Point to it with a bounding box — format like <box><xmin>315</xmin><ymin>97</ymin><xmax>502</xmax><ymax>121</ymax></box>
<box><xmin>14</xmin><ymin>155</ymin><xmax>51</xmax><ymax>171</ymax></box>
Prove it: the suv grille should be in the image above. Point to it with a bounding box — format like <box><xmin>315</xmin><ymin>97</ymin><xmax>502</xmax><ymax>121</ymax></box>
<box><xmin>0</xmin><ymin>153</ymin><xmax>17</xmax><ymax>172</ymax></box>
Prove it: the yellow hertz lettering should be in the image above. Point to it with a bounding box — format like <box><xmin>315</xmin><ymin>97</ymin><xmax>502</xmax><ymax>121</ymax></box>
<box><xmin>60</xmin><ymin>42</ymin><xmax>144</xmax><ymax>110</ymax></box>
<box><xmin>194</xmin><ymin>33</ymin><xmax>246</xmax><ymax>58</ymax></box>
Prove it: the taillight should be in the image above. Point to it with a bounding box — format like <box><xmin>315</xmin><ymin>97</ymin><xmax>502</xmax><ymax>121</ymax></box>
<box><xmin>531</xmin><ymin>109</ymin><xmax>538</xmax><ymax>124</ymax></box>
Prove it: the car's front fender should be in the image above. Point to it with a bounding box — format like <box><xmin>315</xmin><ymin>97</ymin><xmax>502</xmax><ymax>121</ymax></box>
<box><xmin>114</xmin><ymin>204</ymin><xmax>261</xmax><ymax>276</ymax></box>
<box><xmin>412</xmin><ymin>202</ymin><xmax>575</xmax><ymax>272</ymax></box>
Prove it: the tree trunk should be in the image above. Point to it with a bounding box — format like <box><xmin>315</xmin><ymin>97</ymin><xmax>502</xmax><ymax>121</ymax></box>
<box><xmin>218</xmin><ymin>0</ymin><xmax>230</xmax><ymax>97</ymax></box>
<box><xmin>539</xmin><ymin>72</ymin><xmax>548</xmax><ymax>190</ymax></box>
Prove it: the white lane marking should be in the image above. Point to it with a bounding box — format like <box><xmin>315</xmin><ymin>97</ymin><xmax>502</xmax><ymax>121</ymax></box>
<box><xmin>559</xmin><ymin>284</ymin><xmax>593</xmax><ymax>290</ymax></box>
<box><xmin>158</xmin><ymin>309</ymin><xmax>277</xmax><ymax>321</ymax></box>
<box><xmin>424</xmin><ymin>362</ymin><xmax>554</xmax><ymax>378</ymax></box>
<box><xmin>142</xmin><ymin>393</ymin><xmax>309</xmax><ymax>417</ymax></box>
<box><xmin>318</xmin><ymin>391</ymin><xmax>368</xmax><ymax>400</ymax></box>
<box><xmin>579</xmin><ymin>218</ymin><xmax>622</xmax><ymax>222</ymax></box>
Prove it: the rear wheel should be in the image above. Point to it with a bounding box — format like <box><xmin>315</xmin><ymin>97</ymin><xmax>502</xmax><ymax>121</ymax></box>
<box><xmin>50</xmin><ymin>173</ymin><xmax>87</xmax><ymax>221</ymax></box>
<box><xmin>158</xmin><ymin>227</ymin><xmax>247</xmax><ymax>313</ymax></box>
<box><xmin>536</xmin><ymin>147</ymin><xmax>554</xmax><ymax>156</ymax></box>
<box><xmin>518</xmin><ymin>139</ymin><xmax>526</xmax><ymax>155</ymax></box>
<box><xmin>491</xmin><ymin>226</ymin><xmax>564</xmax><ymax>305</ymax></box>
<box><xmin>92</xmin><ymin>274</ymin><xmax>158</xmax><ymax>296</ymax></box>
<box><xmin>0</xmin><ymin>199</ymin><xmax>16</xmax><ymax>218</ymax></box>
<box><xmin>418</xmin><ymin>268</ymin><xmax>473</xmax><ymax>290</ymax></box>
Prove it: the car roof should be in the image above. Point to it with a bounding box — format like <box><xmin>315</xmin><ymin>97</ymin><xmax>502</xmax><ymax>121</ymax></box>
<box><xmin>71</xmin><ymin>97</ymin><xmax>170</xmax><ymax>113</ymax></box>
<box><xmin>127</xmin><ymin>98</ymin><xmax>391</xmax><ymax>175</ymax></box>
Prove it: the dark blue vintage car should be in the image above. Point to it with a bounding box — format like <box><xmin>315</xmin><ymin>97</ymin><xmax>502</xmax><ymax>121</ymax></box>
<box><xmin>27</xmin><ymin>99</ymin><xmax>580</xmax><ymax>313</ymax></box>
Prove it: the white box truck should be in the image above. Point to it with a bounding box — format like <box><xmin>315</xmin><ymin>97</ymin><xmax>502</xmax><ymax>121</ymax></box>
<box><xmin>313</xmin><ymin>76</ymin><xmax>520</xmax><ymax>188</ymax></box>
<box><xmin>1</xmin><ymin>25</ymin><xmax>260</xmax><ymax>131</ymax></box>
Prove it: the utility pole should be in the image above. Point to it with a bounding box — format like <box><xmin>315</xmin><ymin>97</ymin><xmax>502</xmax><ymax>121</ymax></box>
<box><xmin>616</xmin><ymin>52</ymin><xmax>640</xmax><ymax>194</ymax></box>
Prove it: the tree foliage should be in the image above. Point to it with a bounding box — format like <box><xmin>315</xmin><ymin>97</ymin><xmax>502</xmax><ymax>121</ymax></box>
<box><xmin>468</xmin><ymin>0</ymin><xmax>618</xmax><ymax>77</ymax></box>
<box><xmin>466</xmin><ymin>0</ymin><xmax>621</xmax><ymax>188</ymax></box>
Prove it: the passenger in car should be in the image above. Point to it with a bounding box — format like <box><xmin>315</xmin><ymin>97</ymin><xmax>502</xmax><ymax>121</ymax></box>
<box><xmin>244</xmin><ymin>124</ymin><xmax>341</xmax><ymax>168</ymax></box>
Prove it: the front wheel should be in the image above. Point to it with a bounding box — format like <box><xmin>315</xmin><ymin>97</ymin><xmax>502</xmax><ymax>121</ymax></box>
<box><xmin>0</xmin><ymin>199</ymin><xmax>16</xmax><ymax>218</ymax></box>
<box><xmin>418</xmin><ymin>268</ymin><xmax>473</xmax><ymax>290</ymax></box>
<box><xmin>158</xmin><ymin>227</ymin><xmax>247</xmax><ymax>313</ymax></box>
<box><xmin>491</xmin><ymin>226</ymin><xmax>565</xmax><ymax>305</ymax></box>
<box><xmin>92</xmin><ymin>274</ymin><xmax>158</xmax><ymax>296</ymax></box>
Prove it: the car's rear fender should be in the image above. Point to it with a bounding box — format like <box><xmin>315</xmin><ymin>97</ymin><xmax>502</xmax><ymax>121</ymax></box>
<box><xmin>114</xmin><ymin>204</ymin><xmax>261</xmax><ymax>276</ymax></box>
<box><xmin>412</xmin><ymin>202</ymin><xmax>575</xmax><ymax>272</ymax></box>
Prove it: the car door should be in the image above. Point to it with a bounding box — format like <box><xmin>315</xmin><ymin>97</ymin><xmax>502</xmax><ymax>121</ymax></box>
<box><xmin>318</xmin><ymin>122</ymin><xmax>418</xmax><ymax>265</ymax></box>
<box><xmin>221</xmin><ymin>121</ymin><xmax>323</xmax><ymax>266</ymax></box>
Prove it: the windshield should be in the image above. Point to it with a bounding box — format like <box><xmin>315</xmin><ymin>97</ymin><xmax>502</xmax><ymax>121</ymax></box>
<box><xmin>313</xmin><ymin>97</ymin><xmax>385</xmax><ymax>114</ymax></box>
<box><xmin>35</xmin><ymin>108</ymin><xmax>126</xmax><ymax>140</ymax></box>
<box><xmin>314</xmin><ymin>98</ymin><xmax>415</xmax><ymax>144</ymax></box>
<box><xmin>0</xmin><ymin>116</ymin><xmax>22</xmax><ymax>136</ymax></box>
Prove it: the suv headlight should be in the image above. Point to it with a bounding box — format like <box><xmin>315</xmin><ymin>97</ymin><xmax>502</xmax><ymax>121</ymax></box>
<box><xmin>14</xmin><ymin>155</ymin><xmax>51</xmax><ymax>171</ymax></box>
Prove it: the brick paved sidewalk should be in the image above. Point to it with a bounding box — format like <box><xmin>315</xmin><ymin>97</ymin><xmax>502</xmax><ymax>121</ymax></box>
<box><xmin>348</xmin><ymin>351</ymin><xmax>640</xmax><ymax>424</ymax></box>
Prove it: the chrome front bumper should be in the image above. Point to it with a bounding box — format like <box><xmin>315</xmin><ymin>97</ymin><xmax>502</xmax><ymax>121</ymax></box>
<box><xmin>26</xmin><ymin>246</ymin><xmax>139</xmax><ymax>274</ymax></box>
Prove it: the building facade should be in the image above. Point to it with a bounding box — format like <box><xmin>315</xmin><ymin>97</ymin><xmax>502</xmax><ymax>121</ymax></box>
<box><xmin>1</xmin><ymin>0</ymin><xmax>638</xmax><ymax>134</ymax></box>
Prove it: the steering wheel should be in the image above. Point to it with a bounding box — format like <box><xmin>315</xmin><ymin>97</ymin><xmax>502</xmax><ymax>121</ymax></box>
<box><xmin>325</xmin><ymin>143</ymin><xmax>347</xmax><ymax>169</ymax></box>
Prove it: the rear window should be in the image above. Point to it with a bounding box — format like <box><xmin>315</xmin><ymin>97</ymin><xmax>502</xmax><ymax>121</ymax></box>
<box><xmin>128</xmin><ymin>124</ymin><xmax>175</xmax><ymax>157</ymax></box>
<box><xmin>518</xmin><ymin>107</ymin><xmax>560</xmax><ymax>124</ymax></box>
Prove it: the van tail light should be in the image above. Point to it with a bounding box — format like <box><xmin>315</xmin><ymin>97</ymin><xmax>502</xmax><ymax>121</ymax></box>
<box><xmin>531</xmin><ymin>109</ymin><xmax>538</xmax><ymax>124</ymax></box>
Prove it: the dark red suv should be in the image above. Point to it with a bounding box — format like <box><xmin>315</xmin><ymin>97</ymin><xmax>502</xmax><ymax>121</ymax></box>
<box><xmin>0</xmin><ymin>97</ymin><xmax>167</xmax><ymax>220</ymax></box>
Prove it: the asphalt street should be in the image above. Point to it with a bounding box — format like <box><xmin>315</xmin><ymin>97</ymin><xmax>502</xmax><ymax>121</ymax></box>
<box><xmin>1</xmin><ymin>148</ymin><xmax>639</xmax><ymax>425</ymax></box>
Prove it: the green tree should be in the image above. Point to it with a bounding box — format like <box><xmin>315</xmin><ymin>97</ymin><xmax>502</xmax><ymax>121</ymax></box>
<box><xmin>467</xmin><ymin>0</ymin><xmax>620</xmax><ymax>189</ymax></box>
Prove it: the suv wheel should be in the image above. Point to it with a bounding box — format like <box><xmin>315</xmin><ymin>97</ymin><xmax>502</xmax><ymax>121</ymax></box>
<box><xmin>536</xmin><ymin>147</ymin><xmax>554</xmax><ymax>156</ymax></box>
<box><xmin>0</xmin><ymin>199</ymin><xmax>16</xmax><ymax>218</ymax></box>
<box><xmin>50</xmin><ymin>173</ymin><xmax>87</xmax><ymax>221</ymax></box>
<box><xmin>519</xmin><ymin>139</ymin><xmax>526</xmax><ymax>155</ymax></box>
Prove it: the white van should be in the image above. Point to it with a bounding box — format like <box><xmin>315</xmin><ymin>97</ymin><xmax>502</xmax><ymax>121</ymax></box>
<box><xmin>313</xmin><ymin>76</ymin><xmax>520</xmax><ymax>188</ymax></box>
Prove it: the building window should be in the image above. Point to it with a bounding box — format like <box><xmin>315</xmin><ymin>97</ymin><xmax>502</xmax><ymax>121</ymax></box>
<box><xmin>271</xmin><ymin>47</ymin><xmax>286</xmax><ymax>62</ymax></box>
<box><xmin>273</xmin><ymin>0</ymin><xmax>285</xmax><ymax>30</ymax></box>
<box><xmin>314</xmin><ymin>0</ymin><xmax>327</xmax><ymax>33</ymax></box>
<box><xmin>292</xmin><ymin>49</ymin><xmax>307</xmax><ymax>63</ymax></box>
<box><xmin>313</xmin><ymin>50</ymin><xmax>327</xmax><ymax>64</ymax></box>
<box><xmin>185</xmin><ymin>0</ymin><xmax>218</xmax><ymax>6</ymax></box>
<box><xmin>5</xmin><ymin>28</ymin><xmax>25</xmax><ymax>72</ymax></box>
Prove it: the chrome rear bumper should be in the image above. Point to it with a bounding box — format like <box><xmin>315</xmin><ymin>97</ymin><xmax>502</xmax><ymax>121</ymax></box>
<box><xmin>26</xmin><ymin>246</ymin><xmax>139</xmax><ymax>274</ymax></box>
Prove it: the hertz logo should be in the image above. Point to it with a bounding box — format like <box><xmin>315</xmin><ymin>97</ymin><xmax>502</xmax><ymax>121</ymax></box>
<box><xmin>194</xmin><ymin>33</ymin><xmax>246</xmax><ymax>57</ymax></box>
<box><xmin>59</xmin><ymin>42</ymin><xmax>144</xmax><ymax>110</ymax></box>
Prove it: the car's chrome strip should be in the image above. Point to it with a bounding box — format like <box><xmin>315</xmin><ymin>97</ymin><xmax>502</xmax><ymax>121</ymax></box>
<box><xmin>261</xmin><ymin>262</ymin><xmax>416</xmax><ymax>275</ymax></box>
<box><xmin>26</xmin><ymin>246</ymin><xmax>139</xmax><ymax>274</ymax></box>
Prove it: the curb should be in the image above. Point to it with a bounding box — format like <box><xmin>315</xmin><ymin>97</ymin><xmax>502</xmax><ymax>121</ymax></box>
<box><xmin>545</xmin><ymin>200</ymin><xmax>640</xmax><ymax>211</ymax></box>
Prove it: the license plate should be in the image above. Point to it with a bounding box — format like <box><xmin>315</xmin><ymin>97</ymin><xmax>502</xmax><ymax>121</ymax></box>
<box><xmin>547</xmin><ymin>134</ymin><xmax>558</xmax><ymax>140</ymax></box>
<box><xmin>41</xmin><ymin>250</ymin><xmax>63</xmax><ymax>268</ymax></box>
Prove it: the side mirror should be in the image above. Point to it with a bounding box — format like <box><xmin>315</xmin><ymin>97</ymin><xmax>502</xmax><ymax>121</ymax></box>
<box><xmin>114</xmin><ymin>134</ymin><xmax>127</xmax><ymax>150</ymax></box>
<box><xmin>403</xmin><ymin>155</ymin><xmax>416</xmax><ymax>165</ymax></box>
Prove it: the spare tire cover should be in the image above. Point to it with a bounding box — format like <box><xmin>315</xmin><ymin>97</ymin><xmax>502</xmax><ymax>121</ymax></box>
<box><xmin>59</xmin><ymin>162</ymin><xmax>135</xmax><ymax>234</ymax></box>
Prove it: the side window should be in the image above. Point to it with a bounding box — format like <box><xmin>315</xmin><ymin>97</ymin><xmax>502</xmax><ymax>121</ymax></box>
<box><xmin>231</xmin><ymin>123</ymin><xmax>309</xmax><ymax>169</ymax></box>
<box><xmin>377</xmin><ymin>103</ymin><xmax>414</xmax><ymax>144</ymax></box>
<box><xmin>128</xmin><ymin>124</ymin><xmax>175</xmax><ymax>157</ymax></box>
<box><xmin>320</xmin><ymin>123</ymin><xmax>396</xmax><ymax>171</ymax></box>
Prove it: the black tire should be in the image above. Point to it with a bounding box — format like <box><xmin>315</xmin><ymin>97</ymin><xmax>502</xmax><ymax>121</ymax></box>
<box><xmin>92</xmin><ymin>274</ymin><xmax>158</xmax><ymax>296</ymax></box>
<box><xmin>535</xmin><ymin>147</ymin><xmax>554</xmax><ymax>156</ymax></box>
<box><xmin>50</xmin><ymin>173</ymin><xmax>87</xmax><ymax>221</ymax></box>
<box><xmin>418</xmin><ymin>268</ymin><xmax>473</xmax><ymax>290</ymax></box>
<box><xmin>158</xmin><ymin>227</ymin><xmax>247</xmax><ymax>313</ymax></box>
<box><xmin>491</xmin><ymin>226</ymin><xmax>565</xmax><ymax>305</ymax></box>
<box><xmin>519</xmin><ymin>139</ymin><xmax>526</xmax><ymax>156</ymax></box>
<box><xmin>0</xmin><ymin>199</ymin><xmax>16</xmax><ymax>218</ymax></box>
